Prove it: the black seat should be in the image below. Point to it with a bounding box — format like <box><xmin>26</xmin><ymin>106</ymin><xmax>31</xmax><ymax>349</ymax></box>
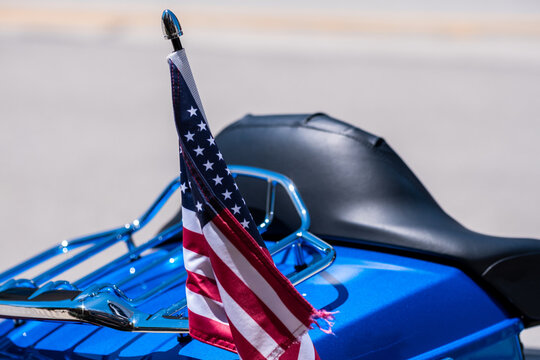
<box><xmin>214</xmin><ymin>113</ymin><xmax>540</xmax><ymax>326</ymax></box>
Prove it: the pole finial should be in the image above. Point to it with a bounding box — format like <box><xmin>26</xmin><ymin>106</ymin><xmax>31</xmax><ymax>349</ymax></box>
<box><xmin>162</xmin><ymin>9</ymin><xmax>183</xmax><ymax>51</ymax></box>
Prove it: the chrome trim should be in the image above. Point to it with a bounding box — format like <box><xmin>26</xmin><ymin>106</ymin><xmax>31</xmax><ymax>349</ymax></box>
<box><xmin>0</xmin><ymin>166</ymin><xmax>335</xmax><ymax>332</ymax></box>
<box><xmin>0</xmin><ymin>283</ymin><xmax>189</xmax><ymax>333</ymax></box>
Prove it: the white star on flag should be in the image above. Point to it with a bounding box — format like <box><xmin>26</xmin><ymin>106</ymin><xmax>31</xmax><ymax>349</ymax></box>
<box><xmin>240</xmin><ymin>219</ymin><xmax>250</xmax><ymax>228</ymax></box>
<box><xmin>180</xmin><ymin>182</ymin><xmax>187</xmax><ymax>194</ymax></box>
<box><xmin>222</xmin><ymin>189</ymin><xmax>232</xmax><ymax>200</ymax></box>
<box><xmin>212</xmin><ymin>175</ymin><xmax>223</xmax><ymax>185</ymax></box>
<box><xmin>203</xmin><ymin>160</ymin><xmax>214</xmax><ymax>171</ymax></box>
<box><xmin>231</xmin><ymin>204</ymin><xmax>241</xmax><ymax>214</ymax></box>
<box><xmin>193</xmin><ymin>146</ymin><xmax>204</xmax><ymax>156</ymax></box>
<box><xmin>187</xmin><ymin>106</ymin><xmax>198</xmax><ymax>117</ymax></box>
<box><xmin>195</xmin><ymin>201</ymin><xmax>203</xmax><ymax>212</ymax></box>
<box><xmin>197</xmin><ymin>121</ymin><xmax>207</xmax><ymax>131</ymax></box>
<box><xmin>207</xmin><ymin>137</ymin><xmax>215</xmax><ymax>146</ymax></box>
<box><xmin>185</xmin><ymin>131</ymin><xmax>195</xmax><ymax>142</ymax></box>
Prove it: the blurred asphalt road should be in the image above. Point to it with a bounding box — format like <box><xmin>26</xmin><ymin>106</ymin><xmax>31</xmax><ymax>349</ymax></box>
<box><xmin>1</xmin><ymin>0</ymin><xmax>540</xmax><ymax>352</ymax></box>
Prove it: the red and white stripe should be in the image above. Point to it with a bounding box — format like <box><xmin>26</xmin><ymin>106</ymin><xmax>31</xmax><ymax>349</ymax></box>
<box><xmin>182</xmin><ymin>207</ymin><xmax>319</xmax><ymax>359</ymax></box>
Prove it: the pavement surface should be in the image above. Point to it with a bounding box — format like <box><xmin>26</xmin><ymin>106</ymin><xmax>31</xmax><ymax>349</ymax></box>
<box><xmin>1</xmin><ymin>0</ymin><xmax>540</xmax><ymax>353</ymax></box>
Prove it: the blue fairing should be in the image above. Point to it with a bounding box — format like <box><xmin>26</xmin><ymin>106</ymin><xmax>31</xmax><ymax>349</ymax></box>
<box><xmin>0</xmin><ymin>243</ymin><xmax>522</xmax><ymax>359</ymax></box>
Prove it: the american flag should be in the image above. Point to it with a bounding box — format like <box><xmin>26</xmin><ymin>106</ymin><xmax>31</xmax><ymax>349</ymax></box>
<box><xmin>168</xmin><ymin>49</ymin><xmax>327</xmax><ymax>359</ymax></box>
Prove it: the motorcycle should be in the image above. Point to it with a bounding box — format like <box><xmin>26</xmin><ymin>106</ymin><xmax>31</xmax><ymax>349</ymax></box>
<box><xmin>0</xmin><ymin>10</ymin><xmax>537</xmax><ymax>360</ymax></box>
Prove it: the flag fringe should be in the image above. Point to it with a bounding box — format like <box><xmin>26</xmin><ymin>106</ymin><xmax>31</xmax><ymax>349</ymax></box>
<box><xmin>311</xmin><ymin>309</ymin><xmax>338</xmax><ymax>335</ymax></box>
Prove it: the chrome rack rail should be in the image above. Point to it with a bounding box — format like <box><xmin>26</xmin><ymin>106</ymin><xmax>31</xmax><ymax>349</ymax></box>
<box><xmin>0</xmin><ymin>166</ymin><xmax>335</xmax><ymax>333</ymax></box>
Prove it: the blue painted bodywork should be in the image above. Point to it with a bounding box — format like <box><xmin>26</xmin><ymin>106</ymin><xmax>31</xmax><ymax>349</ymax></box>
<box><xmin>0</xmin><ymin>244</ymin><xmax>523</xmax><ymax>359</ymax></box>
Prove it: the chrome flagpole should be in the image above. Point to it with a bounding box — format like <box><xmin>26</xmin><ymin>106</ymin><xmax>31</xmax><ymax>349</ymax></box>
<box><xmin>162</xmin><ymin>9</ymin><xmax>183</xmax><ymax>51</ymax></box>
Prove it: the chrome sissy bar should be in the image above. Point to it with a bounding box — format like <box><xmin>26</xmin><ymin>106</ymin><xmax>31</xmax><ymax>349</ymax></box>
<box><xmin>0</xmin><ymin>166</ymin><xmax>336</xmax><ymax>333</ymax></box>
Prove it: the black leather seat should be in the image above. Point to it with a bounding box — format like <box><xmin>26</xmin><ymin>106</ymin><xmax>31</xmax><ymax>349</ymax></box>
<box><xmin>214</xmin><ymin>113</ymin><xmax>540</xmax><ymax>326</ymax></box>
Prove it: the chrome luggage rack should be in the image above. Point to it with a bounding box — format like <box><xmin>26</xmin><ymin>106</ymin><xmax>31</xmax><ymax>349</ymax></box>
<box><xmin>0</xmin><ymin>166</ymin><xmax>335</xmax><ymax>333</ymax></box>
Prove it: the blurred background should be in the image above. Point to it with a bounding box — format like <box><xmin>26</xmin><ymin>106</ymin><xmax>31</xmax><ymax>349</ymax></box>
<box><xmin>1</xmin><ymin>0</ymin><xmax>540</xmax><ymax>352</ymax></box>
